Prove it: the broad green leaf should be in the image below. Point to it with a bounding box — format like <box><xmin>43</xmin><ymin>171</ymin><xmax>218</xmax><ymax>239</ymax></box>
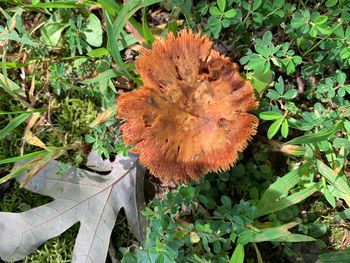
<box><xmin>333</xmin><ymin>138</ymin><xmax>350</xmax><ymax>149</ymax></box>
<box><xmin>259</xmin><ymin>111</ymin><xmax>283</xmax><ymax>120</ymax></box>
<box><xmin>0</xmin><ymin>112</ymin><xmax>31</xmax><ymax>140</ymax></box>
<box><xmin>272</xmin><ymin>234</ymin><xmax>315</xmax><ymax>242</ymax></box>
<box><xmin>267</xmin><ymin>118</ymin><xmax>283</xmax><ymax>139</ymax></box>
<box><xmin>315</xmin><ymin>15</ymin><xmax>328</xmax><ymax>25</ymax></box>
<box><xmin>252</xmin><ymin>0</ymin><xmax>262</xmax><ymax>11</ymax></box>
<box><xmin>247</xmin><ymin>56</ymin><xmax>269</xmax><ymax>72</ymax></box>
<box><xmin>210</xmin><ymin>6</ymin><xmax>221</xmax><ymax>16</ymax></box>
<box><xmin>340</xmin><ymin>47</ymin><xmax>350</xmax><ymax>59</ymax></box>
<box><xmin>246</xmin><ymin>69</ymin><xmax>272</xmax><ymax>93</ymax></box>
<box><xmin>325</xmin><ymin>0</ymin><xmax>338</xmax><ymax>7</ymax></box>
<box><xmin>217</xmin><ymin>0</ymin><xmax>226</xmax><ymax>13</ymax></box>
<box><xmin>0</xmin><ymin>153</ymin><xmax>146</xmax><ymax>263</ymax></box>
<box><xmin>283</xmin><ymin>89</ymin><xmax>298</xmax><ymax>99</ymax></box>
<box><xmin>323</xmin><ymin>186</ymin><xmax>336</xmax><ymax>208</ymax></box>
<box><xmin>224</xmin><ymin>9</ymin><xmax>237</xmax><ymax>18</ymax></box>
<box><xmin>87</xmin><ymin>48</ymin><xmax>109</xmax><ymax>58</ymax></box>
<box><xmin>281</xmin><ymin>119</ymin><xmax>289</xmax><ymax>138</ymax></box>
<box><xmin>230</xmin><ymin>244</ymin><xmax>244</xmax><ymax>263</ymax></box>
<box><xmin>83</xmin><ymin>14</ymin><xmax>103</xmax><ymax>47</ymax></box>
<box><xmin>41</xmin><ymin>23</ymin><xmax>68</xmax><ymax>46</ymax></box>
<box><xmin>85</xmin><ymin>135</ymin><xmax>95</xmax><ymax>143</ymax></box>
<box><xmin>285</xmin><ymin>121</ymin><xmax>343</xmax><ymax>145</ymax></box>
<box><xmin>318</xmin><ymin>247</ymin><xmax>350</xmax><ymax>263</ymax></box>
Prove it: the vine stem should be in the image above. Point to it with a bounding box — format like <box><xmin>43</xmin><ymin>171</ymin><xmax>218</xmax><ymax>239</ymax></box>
<box><xmin>304</xmin><ymin>22</ymin><xmax>342</xmax><ymax>56</ymax></box>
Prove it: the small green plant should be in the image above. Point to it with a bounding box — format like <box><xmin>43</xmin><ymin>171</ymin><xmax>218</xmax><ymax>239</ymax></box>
<box><xmin>1</xmin><ymin>0</ymin><xmax>350</xmax><ymax>262</ymax></box>
<box><xmin>205</xmin><ymin>0</ymin><xmax>237</xmax><ymax>38</ymax></box>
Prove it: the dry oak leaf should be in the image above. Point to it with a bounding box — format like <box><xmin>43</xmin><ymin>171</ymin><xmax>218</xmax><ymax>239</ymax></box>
<box><xmin>117</xmin><ymin>29</ymin><xmax>259</xmax><ymax>183</ymax></box>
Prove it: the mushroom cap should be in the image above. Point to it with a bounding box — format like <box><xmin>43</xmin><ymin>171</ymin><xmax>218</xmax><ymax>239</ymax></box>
<box><xmin>117</xmin><ymin>30</ymin><xmax>259</xmax><ymax>183</ymax></box>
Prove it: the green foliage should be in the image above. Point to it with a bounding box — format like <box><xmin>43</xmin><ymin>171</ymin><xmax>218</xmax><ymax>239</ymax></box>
<box><xmin>122</xmin><ymin>164</ymin><xmax>315</xmax><ymax>262</ymax></box>
<box><xmin>1</xmin><ymin>0</ymin><xmax>350</xmax><ymax>262</ymax></box>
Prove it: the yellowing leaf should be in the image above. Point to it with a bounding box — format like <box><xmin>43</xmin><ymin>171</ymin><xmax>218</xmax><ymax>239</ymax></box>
<box><xmin>89</xmin><ymin>108</ymin><xmax>115</xmax><ymax>128</ymax></box>
<box><xmin>190</xmin><ymin>231</ymin><xmax>200</xmax><ymax>243</ymax></box>
<box><xmin>24</xmin><ymin>131</ymin><xmax>48</xmax><ymax>150</ymax></box>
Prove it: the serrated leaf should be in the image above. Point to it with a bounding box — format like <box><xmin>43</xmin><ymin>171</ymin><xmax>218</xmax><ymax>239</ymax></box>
<box><xmin>0</xmin><ymin>153</ymin><xmax>146</xmax><ymax>263</ymax></box>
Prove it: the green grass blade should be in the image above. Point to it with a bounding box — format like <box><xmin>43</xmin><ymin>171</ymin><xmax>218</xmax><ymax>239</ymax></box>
<box><xmin>0</xmin><ymin>112</ymin><xmax>31</xmax><ymax>141</ymax></box>
<box><xmin>285</xmin><ymin>121</ymin><xmax>343</xmax><ymax>145</ymax></box>
<box><xmin>0</xmin><ymin>160</ymin><xmax>35</xmax><ymax>184</ymax></box>
<box><xmin>317</xmin><ymin>160</ymin><xmax>350</xmax><ymax>207</ymax></box>
<box><xmin>256</xmin><ymin>163</ymin><xmax>309</xmax><ymax>216</ymax></box>
<box><xmin>271</xmin><ymin>234</ymin><xmax>315</xmax><ymax>242</ymax></box>
<box><xmin>256</xmin><ymin>183</ymin><xmax>319</xmax><ymax>217</ymax></box>
<box><xmin>0</xmin><ymin>73</ymin><xmax>31</xmax><ymax>108</ymax></box>
<box><xmin>0</xmin><ymin>150</ymin><xmax>48</xmax><ymax>165</ymax></box>
<box><xmin>26</xmin><ymin>1</ymin><xmax>96</xmax><ymax>8</ymax></box>
<box><xmin>104</xmin><ymin>0</ymin><xmax>161</xmax><ymax>77</ymax></box>
<box><xmin>105</xmin><ymin>10</ymin><xmax>129</xmax><ymax>76</ymax></box>
<box><xmin>97</xmin><ymin>0</ymin><xmax>120</xmax><ymax>16</ymax></box>
<box><xmin>230</xmin><ymin>244</ymin><xmax>244</xmax><ymax>263</ymax></box>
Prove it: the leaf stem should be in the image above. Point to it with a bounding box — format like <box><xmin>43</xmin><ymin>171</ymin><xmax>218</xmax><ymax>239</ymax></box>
<box><xmin>304</xmin><ymin>22</ymin><xmax>342</xmax><ymax>56</ymax></box>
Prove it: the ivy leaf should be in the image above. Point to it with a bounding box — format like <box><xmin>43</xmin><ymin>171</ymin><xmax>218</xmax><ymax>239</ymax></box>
<box><xmin>0</xmin><ymin>152</ymin><xmax>146</xmax><ymax>263</ymax></box>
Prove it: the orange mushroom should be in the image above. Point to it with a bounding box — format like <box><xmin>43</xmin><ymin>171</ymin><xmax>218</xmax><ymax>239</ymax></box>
<box><xmin>117</xmin><ymin>29</ymin><xmax>259</xmax><ymax>183</ymax></box>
